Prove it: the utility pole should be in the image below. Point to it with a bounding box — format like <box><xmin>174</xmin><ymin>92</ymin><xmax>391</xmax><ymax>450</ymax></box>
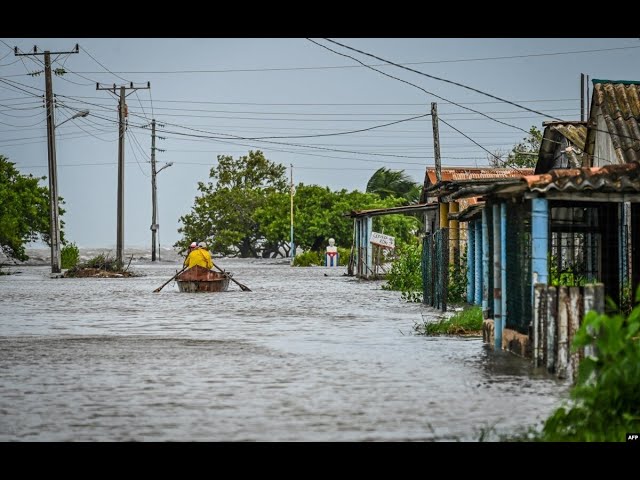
<box><xmin>431</xmin><ymin>102</ymin><xmax>441</xmax><ymax>182</ymax></box>
<box><xmin>149</xmin><ymin>119</ymin><xmax>170</xmax><ymax>262</ymax></box>
<box><xmin>290</xmin><ymin>164</ymin><xmax>295</xmax><ymax>263</ymax></box>
<box><xmin>97</xmin><ymin>81</ymin><xmax>150</xmax><ymax>267</ymax></box>
<box><xmin>15</xmin><ymin>44</ymin><xmax>79</xmax><ymax>275</ymax></box>
<box><xmin>151</xmin><ymin>119</ymin><xmax>158</xmax><ymax>262</ymax></box>
<box><xmin>581</xmin><ymin>73</ymin><xmax>585</xmax><ymax>121</ymax></box>
<box><xmin>586</xmin><ymin>74</ymin><xmax>590</xmax><ymax>119</ymax></box>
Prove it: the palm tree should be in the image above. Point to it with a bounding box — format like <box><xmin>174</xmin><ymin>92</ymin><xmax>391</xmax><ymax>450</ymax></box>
<box><xmin>366</xmin><ymin>167</ymin><xmax>420</xmax><ymax>204</ymax></box>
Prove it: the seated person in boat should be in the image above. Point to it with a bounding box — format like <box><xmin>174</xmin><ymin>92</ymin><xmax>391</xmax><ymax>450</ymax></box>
<box><xmin>183</xmin><ymin>241</ymin><xmax>198</xmax><ymax>268</ymax></box>
<box><xmin>185</xmin><ymin>241</ymin><xmax>214</xmax><ymax>270</ymax></box>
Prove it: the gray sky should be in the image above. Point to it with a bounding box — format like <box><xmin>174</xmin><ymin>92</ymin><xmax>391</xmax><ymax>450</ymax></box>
<box><xmin>1</xmin><ymin>38</ymin><xmax>639</xmax><ymax>249</ymax></box>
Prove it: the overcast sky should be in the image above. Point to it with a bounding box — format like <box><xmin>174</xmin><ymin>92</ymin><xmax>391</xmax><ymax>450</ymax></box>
<box><xmin>1</xmin><ymin>38</ymin><xmax>639</xmax><ymax>249</ymax></box>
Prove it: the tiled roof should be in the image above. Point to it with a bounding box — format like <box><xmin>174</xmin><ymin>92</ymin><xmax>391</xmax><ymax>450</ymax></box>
<box><xmin>585</xmin><ymin>80</ymin><xmax>640</xmax><ymax>164</ymax></box>
<box><xmin>523</xmin><ymin>161</ymin><xmax>640</xmax><ymax>193</ymax></box>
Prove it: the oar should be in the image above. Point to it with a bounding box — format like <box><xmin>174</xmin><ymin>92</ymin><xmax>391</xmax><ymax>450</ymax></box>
<box><xmin>213</xmin><ymin>264</ymin><xmax>251</xmax><ymax>292</ymax></box>
<box><xmin>153</xmin><ymin>265</ymin><xmax>188</xmax><ymax>293</ymax></box>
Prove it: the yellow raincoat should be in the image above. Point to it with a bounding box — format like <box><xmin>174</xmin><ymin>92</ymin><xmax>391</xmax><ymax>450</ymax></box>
<box><xmin>185</xmin><ymin>247</ymin><xmax>213</xmax><ymax>269</ymax></box>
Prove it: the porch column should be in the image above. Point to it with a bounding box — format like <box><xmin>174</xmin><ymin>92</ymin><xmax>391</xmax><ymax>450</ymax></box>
<box><xmin>467</xmin><ymin>222</ymin><xmax>475</xmax><ymax>304</ymax></box>
<box><xmin>501</xmin><ymin>202</ymin><xmax>508</xmax><ymax>336</ymax></box>
<box><xmin>531</xmin><ymin>197</ymin><xmax>549</xmax><ymax>286</ymax></box>
<box><xmin>449</xmin><ymin>201</ymin><xmax>459</xmax><ymax>266</ymax></box>
<box><xmin>493</xmin><ymin>203</ymin><xmax>502</xmax><ymax>349</ymax></box>
<box><xmin>365</xmin><ymin>215</ymin><xmax>373</xmax><ymax>279</ymax></box>
<box><xmin>474</xmin><ymin>219</ymin><xmax>482</xmax><ymax>305</ymax></box>
<box><xmin>482</xmin><ymin>207</ymin><xmax>490</xmax><ymax>317</ymax></box>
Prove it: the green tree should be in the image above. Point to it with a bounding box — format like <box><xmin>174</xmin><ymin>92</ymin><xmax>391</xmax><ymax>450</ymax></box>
<box><xmin>0</xmin><ymin>155</ymin><xmax>64</xmax><ymax>262</ymax></box>
<box><xmin>176</xmin><ymin>150</ymin><xmax>287</xmax><ymax>257</ymax></box>
<box><xmin>366</xmin><ymin>167</ymin><xmax>421</xmax><ymax>203</ymax></box>
<box><xmin>255</xmin><ymin>185</ymin><xmax>419</xmax><ymax>254</ymax></box>
<box><xmin>489</xmin><ymin>125</ymin><xmax>542</xmax><ymax>169</ymax></box>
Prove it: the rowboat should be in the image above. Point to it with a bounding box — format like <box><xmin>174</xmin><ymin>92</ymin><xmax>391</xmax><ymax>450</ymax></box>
<box><xmin>176</xmin><ymin>265</ymin><xmax>230</xmax><ymax>293</ymax></box>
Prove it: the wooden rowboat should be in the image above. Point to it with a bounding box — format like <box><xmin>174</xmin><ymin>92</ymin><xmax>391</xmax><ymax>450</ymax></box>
<box><xmin>176</xmin><ymin>265</ymin><xmax>230</xmax><ymax>293</ymax></box>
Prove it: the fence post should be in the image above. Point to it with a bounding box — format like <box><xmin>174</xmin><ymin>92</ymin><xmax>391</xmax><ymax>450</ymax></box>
<box><xmin>568</xmin><ymin>286</ymin><xmax>581</xmax><ymax>381</ymax></box>
<box><xmin>557</xmin><ymin>286</ymin><xmax>569</xmax><ymax>379</ymax></box>
<box><xmin>546</xmin><ymin>286</ymin><xmax>557</xmax><ymax>373</ymax></box>
<box><xmin>583</xmin><ymin>284</ymin><xmax>605</xmax><ymax>359</ymax></box>
<box><xmin>533</xmin><ymin>284</ymin><xmax>546</xmax><ymax>367</ymax></box>
<box><xmin>442</xmin><ymin>228</ymin><xmax>449</xmax><ymax>312</ymax></box>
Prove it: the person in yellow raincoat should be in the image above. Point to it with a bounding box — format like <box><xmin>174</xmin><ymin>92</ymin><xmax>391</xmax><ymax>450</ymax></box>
<box><xmin>183</xmin><ymin>241</ymin><xmax>198</xmax><ymax>268</ymax></box>
<box><xmin>185</xmin><ymin>241</ymin><xmax>214</xmax><ymax>269</ymax></box>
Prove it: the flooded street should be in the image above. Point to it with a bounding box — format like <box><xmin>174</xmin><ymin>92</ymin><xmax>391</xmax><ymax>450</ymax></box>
<box><xmin>0</xmin><ymin>258</ymin><xmax>568</xmax><ymax>441</ymax></box>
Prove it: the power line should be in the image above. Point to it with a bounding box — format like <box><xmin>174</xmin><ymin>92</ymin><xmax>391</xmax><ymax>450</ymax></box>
<box><xmin>321</xmin><ymin>38</ymin><xmax>565</xmax><ymax>122</ymax></box>
<box><xmin>306</xmin><ymin>38</ymin><xmax>530</xmax><ymax>134</ymax></box>
<box><xmin>439</xmin><ymin>118</ymin><xmax>530</xmax><ymax>174</ymax></box>
<box><xmin>51</xmin><ymin>94</ymin><xmax>582</xmax><ymax>106</ymax></box>
<box><xmin>63</xmin><ymin>44</ymin><xmax>640</xmax><ymax>74</ymax></box>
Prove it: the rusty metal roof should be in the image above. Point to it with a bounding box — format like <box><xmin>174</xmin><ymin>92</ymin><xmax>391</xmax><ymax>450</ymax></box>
<box><xmin>349</xmin><ymin>202</ymin><xmax>438</xmax><ymax>218</ymax></box>
<box><xmin>585</xmin><ymin>80</ymin><xmax>640</xmax><ymax>164</ymax></box>
<box><xmin>425</xmin><ymin>168</ymin><xmax>532</xmax><ymax>185</ymax></box>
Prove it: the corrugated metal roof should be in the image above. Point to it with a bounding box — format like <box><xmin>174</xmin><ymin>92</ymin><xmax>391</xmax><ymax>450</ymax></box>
<box><xmin>585</xmin><ymin>80</ymin><xmax>640</xmax><ymax>164</ymax></box>
<box><xmin>425</xmin><ymin>168</ymin><xmax>532</xmax><ymax>185</ymax></box>
<box><xmin>536</xmin><ymin>122</ymin><xmax>587</xmax><ymax>174</ymax></box>
<box><xmin>550</xmin><ymin>123</ymin><xmax>587</xmax><ymax>149</ymax></box>
<box><xmin>524</xmin><ymin>161</ymin><xmax>640</xmax><ymax>193</ymax></box>
<box><xmin>350</xmin><ymin>202</ymin><xmax>438</xmax><ymax>218</ymax></box>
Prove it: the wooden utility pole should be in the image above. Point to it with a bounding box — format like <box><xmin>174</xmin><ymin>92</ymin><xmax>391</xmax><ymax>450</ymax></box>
<box><xmin>149</xmin><ymin>119</ymin><xmax>170</xmax><ymax>262</ymax></box>
<box><xmin>150</xmin><ymin>119</ymin><xmax>158</xmax><ymax>262</ymax></box>
<box><xmin>290</xmin><ymin>164</ymin><xmax>294</xmax><ymax>263</ymax></box>
<box><xmin>97</xmin><ymin>81</ymin><xmax>150</xmax><ymax>267</ymax></box>
<box><xmin>581</xmin><ymin>73</ymin><xmax>585</xmax><ymax>121</ymax></box>
<box><xmin>15</xmin><ymin>44</ymin><xmax>79</xmax><ymax>275</ymax></box>
<box><xmin>431</xmin><ymin>102</ymin><xmax>441</xmax><ymax>182</ymax></box>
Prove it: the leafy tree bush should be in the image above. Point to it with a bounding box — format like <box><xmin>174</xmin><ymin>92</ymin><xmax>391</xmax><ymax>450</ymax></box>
<box><xmin>448</xmin><ymin>248</ymin><xmax>468</xmax><ymax>304</ymax></box>
<box><xmin>61</xmin><ymin>242</ymin><xmax>80</xmax><ymax>269</ymax></box>
<box><xmin>541</xmin><ymin>287</ymin><xmax>640</xmax><ymax>441</ymax></box>
<box><xmin>383</xmin><ymin>241</ymin><xmax>423</xmax><ymax>302</ymax></box>
<box><xmin>292</xmin><ymin>250</ymin><xmax>322</xmax><ymax>267</ymax></box>
<box><xmin>0</xmin><ymin>155</ymin><xmax>65</xmax><ymax>261</ymax></box>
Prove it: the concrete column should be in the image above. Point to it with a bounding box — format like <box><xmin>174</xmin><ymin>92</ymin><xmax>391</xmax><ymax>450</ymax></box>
<box><xmin>482</xmin><ymin>207</ymin><xmax>490</xmax><ymax>317</ymax></box>
<box><xmin>501</xmin><ymin>202</ymin><xmax>508</xmax><ymax>336</ymax></box>
<box><xmin>474</xmin><ymin>219</ymin><xmax>482</xmax><ymax>305</ymax></box>
<box><xmin>467</xmin><ymin>222</ymin><xmax>475</xmax><ymax>304</ymax></box>
<box><xmin>531</xmin><ymin>197</ymin><xmax>549</xmax><ymax>288</ymax></box>
<box><xmin>493</xmin><ymin>203</ymin><xmax>502</xmax><ymax>349</ymax></box>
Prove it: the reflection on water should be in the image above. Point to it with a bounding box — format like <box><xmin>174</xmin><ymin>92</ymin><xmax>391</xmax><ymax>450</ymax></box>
<box><xmin>0</xmin><ymin>259</ymin><xmax>568</xmax><ymax>441</ymax></box>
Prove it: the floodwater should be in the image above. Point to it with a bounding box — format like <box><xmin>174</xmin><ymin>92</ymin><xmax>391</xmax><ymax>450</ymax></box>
<box><xmin>0</xmin><ymin>257</ymin><xmax>568</xmax><ymax>441</ymax></box>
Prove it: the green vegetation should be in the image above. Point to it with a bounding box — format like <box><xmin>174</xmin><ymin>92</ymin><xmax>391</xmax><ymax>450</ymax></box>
<box><xmin>448</xmin><ymin>249</ymin><xmax>468</xmax><ymax>304</ymax></box>
<box><xmin>366</xmin><ymin>167</ymin><xmax>421</xmax><ymax>203</ymax></box>
<box><xmin>489</xmin><ymin>125</ymin><xmax>542</xmax><ymax>169</ymax></box>
<box><xmin>0</xmin><ymin>155</ymin><xmax>65</xmax><ymax>263</ymax></box>
<box><xmin>383</xmin><ymin>241</ymin><xmax>422</xmax><ymax>302</ymax></box>
<box><xmin>539</xmin><ymin>288</ymin><xmax>640</xmax><ymax>442</ymax></box>
<box><xmin>549</xmin><ymin>256</ymin><xmax>587</xmax><ymax>287</ymax></box>
<box><xmin>414</xmin><ymin>306</ymin><xmax>483</xmax><ymax>336</ymax></box>
<box><xmin>292</xmin><ymin>250</ymin><xmax>322</xmax><ymax>267</ymax></box>
<box><xmin>64</xmin><ymin>253</ymin><xmax>135</xmax><ymax>277</ymax></box>
<box><xmin>177</xmin><ymin>150</ymin><xmax>420</xmax><ymax>259</ymax></box>
<box><xmin>61</xmin><ymin>242</ymin><xmax>80</xmax><ymax>269</ymax></box>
